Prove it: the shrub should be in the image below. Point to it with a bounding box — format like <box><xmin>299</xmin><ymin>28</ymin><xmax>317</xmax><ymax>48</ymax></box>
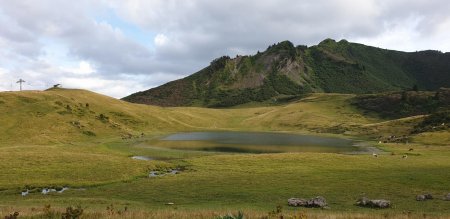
<box><xmin>98</xmin><ymin>113</ymin><xmax>109</xmax><ymax>122</ymax></box>
<box><xmin>216</xmin><ymin>211</ymin><xmax>244</xmax><ymax>219</ymax></box>
<box><xmin>82</xmin><ymin>131</ymin><xmax>96</xmax><ymax>136</ymax></box>
<box><xmin>267</xmin><ymin>205</ymin><xmax>283</xmax><ymax>218</ymax></box>
<box><xmin>4</xmin><ymin>212</ymin><xmax>19</xmax><ymax>219</ymax></box>
<box><xmin>412</xmin><ymin>110</ymin><xmax>450</xmax><ymax>133</ymax></box>
<box><xmin>42</xmin><ymin>204</ymin><xmax>58</xmax><ymax>218</ymax></box>
<box><xmin>61</xmin><ymin>205</ymin><xmax>84</xmax><ymax>219</ymax></box>
<box><xmin>106</xmin><ymin>204</ymin><xmax>128</xmax><ymax>216</ymax></box>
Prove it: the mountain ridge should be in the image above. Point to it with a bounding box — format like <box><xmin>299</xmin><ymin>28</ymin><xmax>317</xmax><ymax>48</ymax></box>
<box><xmin>123</xmin><ymin>39</ymin><xmax>450</xmax><ymax>107</ymax></box>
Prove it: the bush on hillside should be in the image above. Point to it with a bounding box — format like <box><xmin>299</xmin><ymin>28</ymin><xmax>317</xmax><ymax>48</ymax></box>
<box><xmin>412</xmin><ymin>110</ymin><xmax>450</xmax><ymax>133</ymax></box>
<box><xmin>352</xmin><ymin>90</ymin><xmax>450</xmax><ymax>119</ymax></box>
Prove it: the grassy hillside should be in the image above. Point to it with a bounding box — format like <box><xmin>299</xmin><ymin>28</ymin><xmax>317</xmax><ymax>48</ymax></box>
<box><xmin>123</xmin><ymin>39</ymin><xmax>450</xmax><ymax>107</ymax></box>
<box><xmin>0</xmin><ymin>88</ymin><xmax>234</xmax><ymax>145</ymax></box>
<box><xmin>1</xmin><ymin>89</ymin><xmax>450</xmax><ymax>218</ymax></box>
<box><xmin>0</xmin><ymin>89</ymin><xmax>385</xmax><ymax>144</ymax></box>
<box><xmin>2</xmin><ymin>88</ymin><xmax>448</xmax><ymax>144</ymax></box>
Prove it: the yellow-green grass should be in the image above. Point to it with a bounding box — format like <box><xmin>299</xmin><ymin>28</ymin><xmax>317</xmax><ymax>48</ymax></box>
<box><xmin>1</xmin><ymin>144</ymin><xmax>449</xmax><ymax>215</ymax></box>
<box><xmin>0</xmin><ymin>89</ymin><xmax>238</xmax><ymax>145</ymax></box>
<box><xmin>0</xmin><ymin>89</ymin><xmax>384</xmax><ymax>145</ymax></box>
<box><xmin>239</xmin><ymin>94</ymin><xmax>380</xmax><ymax>133</ymax></box>
<box><xmin>99</xmin><ymin>150</ymin><xmax>450</xmax><ymax>211</ymax></box>
<box><xmin>0</xmin><ymin>143</ymin><xmax>171</xmax><ymax>188</ymax></box>
<box><xmin>412</xmin><ymin>130</ymin><xmax>450</xmax><ymax>145</ymax></box>
<box><xmin>1</xmin><ymin>89</ymin><xmax>450</xmax><ymax>218</ymax></box>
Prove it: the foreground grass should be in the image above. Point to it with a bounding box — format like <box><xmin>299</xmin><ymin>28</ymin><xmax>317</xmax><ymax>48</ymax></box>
<box><xmin>96</xmin><ymin>148</ymin><xmax>450</xmax><ymax>212</ymax></box>
<box><xmin>0</xmin><ymin>143</ymin><xmax>168</xmax><ymax>188</ymax></box>
<box><xmin>1</xmin><ymin>206</ymin><xmax>449</xmax><ymax>219</ymax></box>
<box><xmin>1</xmin><ymin>142</ymin><xmax>449</xmax><ymax>217</ymax></box>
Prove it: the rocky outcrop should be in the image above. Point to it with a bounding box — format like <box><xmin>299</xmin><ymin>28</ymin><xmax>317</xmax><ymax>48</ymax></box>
<box><xmin>288</xmin><ymin>196</ymin><xmax>327</xmax><ymax>208</ymax></box>
<box><xmin>356</xmin><ymin>197</ymin><xmax>390</xmax><ymax>208</ymax></box>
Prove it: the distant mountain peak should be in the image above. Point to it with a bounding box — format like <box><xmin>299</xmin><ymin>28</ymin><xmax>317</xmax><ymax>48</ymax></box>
<box><xmin>123</xmin><ymin>39</ymin><xmax>450</xmax><ymax>107</ymax></box>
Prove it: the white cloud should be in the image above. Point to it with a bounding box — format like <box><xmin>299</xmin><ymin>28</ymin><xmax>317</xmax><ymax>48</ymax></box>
<box><xmin>0</xmin><ymin>68</ymin><xmax>12</xmax><ymax>91</ymax></box>
<box><xmin>353</xmin><ymin>16</ymin><xmax>423</xmax><ymax>51</ymax></box>
<box><xmin>154</xmin><ymin>34</ymin><xmax>168</xmax><ymax>46</ymax></box>
<box><xmin>61</xmin><ymin>61</ymin><xmax>95</xmax><ymax>75</ymax></box>
<box><xmin>1</xmin><ymin>0</ymin><xmax>450</xmax><ymax>98</ymax></box>
<box><xmin>58</xmin><ymin>77</ymin><xmax>136</xmax><ymax>98</ymax></box>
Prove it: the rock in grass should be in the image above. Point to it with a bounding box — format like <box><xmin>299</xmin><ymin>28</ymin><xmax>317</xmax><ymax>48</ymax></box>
<box><xmin>356</xmin><ymin>197</ymin><xmax>370</xmax><ymax>206</ymax></box>
<box><xmin>444</xmin><ymin>193</ymin><xmax>450</xmax><ymax>201</ymax></box>
<box><xmin>416</xmin><ymin>194</ymin><xmax>433</xmax><ymax>201</ymax></box>
<box><xmin>308</xmin><ymin>196</ymin><xmax>327</xmax><ymax>208</ymax></box>
<box><xmin>288</xmin><ymin>198</ymin><xmax>308</xmax><ymax>207</ymax></box>
<box><xmin>416</xmin><ymin>195</ymin><xmax>426</xmax><ymax>201</ymax></box>
<box><xmin>288</xmin><ymin>196</ymin><xmax>327</xmax><ymax>208</ymax></box>
<box><xmin>370</xmin><ymin>199</ymin><xmax>391</xmax><ymax>208</ymax></box>
<box><xmin>356</xmin><ymin>197</ymin><xmax>390</xmax><ymax>208</ymax></box>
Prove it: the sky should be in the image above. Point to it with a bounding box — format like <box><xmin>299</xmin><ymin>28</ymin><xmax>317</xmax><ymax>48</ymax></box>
<box><xmin>1</xmin><ymin>0</ymin><xmax>449</xmax><ymax>98</ymax></box>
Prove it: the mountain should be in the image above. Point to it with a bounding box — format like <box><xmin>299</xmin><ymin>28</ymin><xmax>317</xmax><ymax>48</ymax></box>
<box><xmin>123</xmin><ymin>39</ymin><xmax>450</xmax><ymax>107</ymax></box>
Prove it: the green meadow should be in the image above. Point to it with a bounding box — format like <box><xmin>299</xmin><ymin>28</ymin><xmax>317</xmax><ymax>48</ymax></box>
<box><xmin>0</xmin><ymin>89</ymin><xmax>449</xmax><ymax>218</ymax></box>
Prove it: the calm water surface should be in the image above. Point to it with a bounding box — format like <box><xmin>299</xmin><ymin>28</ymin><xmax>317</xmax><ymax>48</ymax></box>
<box><xmin>161</xmin><ymin>131</ymin><xmax>364</xmax><ymax>154</ymax></box>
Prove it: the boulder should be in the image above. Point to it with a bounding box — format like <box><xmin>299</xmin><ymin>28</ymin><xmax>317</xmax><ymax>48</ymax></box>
<box><xmin>356</xmin><ymin>197</ymin><xmax>370</xmax><ymax>206</ymax></box>
<box><xmin>307</xmin><ymin>196</ymin><xmax>327</xmax><ymax>208</ymax></box>
<box><xmin>444</xmin><ymin>193</ymin><xmax>450</xmax><ymax>201</ymax></box>
<box><xmin>357</xmin><ymin>197</ymin><xmax>390</xmax><ymax>208</ymax></box>
<box><xmin>416</xmin><ymin>195</ymin><xmax>426</xmax><ymax>201</ymax></box>
<box><xmin>416</xmin><ymin>194</ymin><xmax>433</xmax><ymax>201</ymax></box>
<box><xmin>288</xmin><ymin>198</ymin><xmax>308</xmax><ymax>207</ymax></box>
<box><xmin>370</xmin><ymin>199</ymin><xmax>391</xmax><ymax>208</ymax></box>
<box><xmin>288</xmin><ymin>196</ymin><xmax>327</xmax><ymax>208</ymax></box>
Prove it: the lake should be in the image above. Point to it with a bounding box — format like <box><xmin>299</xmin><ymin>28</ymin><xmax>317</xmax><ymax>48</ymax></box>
<box><xmin>160</xmin><ymin>131</ymin><xmax>366</xmax><ymax>154</ymax></box>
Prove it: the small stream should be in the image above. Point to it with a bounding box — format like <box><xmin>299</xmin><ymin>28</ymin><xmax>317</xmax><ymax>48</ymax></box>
<box><xmin>21</xmin><ymin>187</ymin><xmax>85</xmax><ymax>196</ymax></box>
<box><xmin>149</xmin><ymin>169</ymin><xmax>181</xmax><ymax>177</ymax></box>
<box><xmin>131</xmin><ymin>156</ymin><xmax>154</xmax><ymax>161</ymax></box>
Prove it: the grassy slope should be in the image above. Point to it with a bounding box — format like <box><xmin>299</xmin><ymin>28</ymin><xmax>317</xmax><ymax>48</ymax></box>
<box><xmin>0</xmin><ymin>89</ymin><xmax>382</xmax><ymax>145</ymax></box>
<box><xmin>0</xmin><ymin>88</ymin><xmax>233</xmax><ymax>145</ymax></box>
<box><xmin>0</xmin><ymin>89</ymin><xmax>449</xmax><ymax>218</ymax></box>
